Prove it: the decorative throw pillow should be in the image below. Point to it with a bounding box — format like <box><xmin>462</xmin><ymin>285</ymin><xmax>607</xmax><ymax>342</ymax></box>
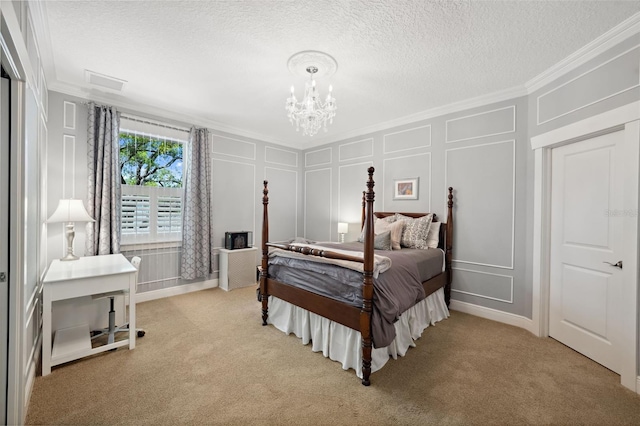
<box><xmin>378</xmin><ymin>214</ymin><xmax>397</xmax><ymax>223</ymax></box>
<box><xmin>426</xmin><ymin>221</ymin><xmax>441</xmax><ymax>249</ymax></box>
<box><xmin>374</xmin><ymin>220</ymin><xmax>404</xmax><ymax>250</ymax></box>
<box><xmin>373</xmin><ymin>231</ymin><xmax>392</xmax><ymax>250</ymax></box>
<box><xmin>357</xmin><ymin>218</ymin><xmax>400</xmax><ymax>250</ymax></box>
<box><xmin>358</xmin><ymin>217</ymin><xmax>396</xmax><ymax>242</ymax></box>
<box><xmin>397</xmin><ymin>213</ymin><xmax>433</xmax><ymax>249</ymax></box>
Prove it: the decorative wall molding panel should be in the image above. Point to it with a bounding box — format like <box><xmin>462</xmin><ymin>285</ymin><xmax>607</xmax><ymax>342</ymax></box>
<box><xmin>383</xmin><ymin>124</ymin><xmax>431</xmax><ymax>154</ymax></box>
<box><xmin>537</xmin><ymin>44</ymin><xmax>640</xmax><ymax>125</ymax></box>
<box><xmin>40</xmin><ymin>68</ymin><xmax>47</xmax><ymax>119</ymax></box>
<box><xmin>62</xmin><ymin>135</ymin><xmax>75</xmax><ymax>199</ymax></box>
<box><xmin>382</xmin><ymin>152</ymin><xmax>431</xmax><ymax>212</ymax></box>
<box><xmin>305</xmin><ymin>147</ymin><xmax>332</xmax><ymax>167</ymax></box>
<box><xmin>25</xmin><ymin>11</ymin><xmax>40</xmax><ymax>94</ymax></box>
<box><xmin>338</xmin><ymin>161</ymin><xmax>373</xmax><ymax>224</ymax></box>
<box><xmin>265</xmin><ymin>145</ymin><xmax>298</xmax><ymax>167</ymax></box>
<box><xmin>265</xmin><ymin>167</ymin><xmax>298</xmax><ymax>241</ymax></box>
<box><xmin>338</xmin><ymin>138</ymin><xmax>373</xmax><ymax>162</ymax></box>
<box><xmin>445</xmin><ymin>140</ymin><xmax>515</xmax><ymax>269</ymax></box>
<box><xmin>304</xmin><ymin>168</ymin><xmax>332</xmax><ymax>241</ymax></box>
<box><xmin>63</xmin><ymin>101</ymin><xmax>75</xmax><ymax>129</ymax></box>
<box><xmin>451</xmin><ymin>267</ymin><xmax>514</xmax><ymax>303</ymax></box>
<box><xmin>211</xmin><ymin>134</ymin><xmax>256</xmax><ymax>160</ymax></box>
<box><xmin>212</xmin><ymin>159</ymin><xmax>256</xmax><ymax>246</ymax></box>
<box><xmin>446</xmin><ymin>105</ymin><xmax>516</xmax><ymax>143</ymax></box>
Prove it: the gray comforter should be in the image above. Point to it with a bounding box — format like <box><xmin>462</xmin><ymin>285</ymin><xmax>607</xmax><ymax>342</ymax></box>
<box><xmin>268</xmin><ymin>241</ymin><xmax>443</xmax><ymax>348</ymax></box>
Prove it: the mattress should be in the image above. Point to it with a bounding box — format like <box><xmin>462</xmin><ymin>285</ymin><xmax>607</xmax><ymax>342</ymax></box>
<box><xmin>267</xmin><ymin>241</ymin><xmax>445</xmax><ymax>347</ymax></box>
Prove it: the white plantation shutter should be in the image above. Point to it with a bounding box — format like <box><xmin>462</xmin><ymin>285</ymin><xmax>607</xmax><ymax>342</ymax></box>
<box><xmin>158</xmin><ymin>196</ymin><xmax>182</xmax><ymax>233</ymax></box>
<box><xmin>121</xmin><ymin>195</ymin><xmax>151</xmax><ymax>236</ymax></box>
<box><xmin>121</xmin><ymin>185</ymin><xmax>182</xmax><ymax>243</ymax></box>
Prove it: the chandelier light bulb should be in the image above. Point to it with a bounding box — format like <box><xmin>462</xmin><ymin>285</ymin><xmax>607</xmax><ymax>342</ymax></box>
<box><xmin>290</xmin><ymin>85</ymin><xmax>295</xmax><ymax>94</ymax></box>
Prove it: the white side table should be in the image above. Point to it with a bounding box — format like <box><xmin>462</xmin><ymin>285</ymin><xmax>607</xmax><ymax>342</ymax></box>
<box><xmin>42</xmin><ymin>254</ymin><xmax>138</xmax><ymax>376</ymax></box>
<box><xmin>219</xmin><ymin>247</ymin><xmax>258</xmax><ymax>291</ymax></box>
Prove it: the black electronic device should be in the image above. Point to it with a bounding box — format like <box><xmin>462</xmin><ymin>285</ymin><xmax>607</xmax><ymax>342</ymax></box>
<box><xmin>224</xmin><ymin>231</ymin><xmax>252</xmax><ymax>250</ymax></box>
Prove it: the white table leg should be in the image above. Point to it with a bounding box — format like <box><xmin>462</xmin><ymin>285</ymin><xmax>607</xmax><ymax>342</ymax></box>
<box><xmin>42</xmin><ymin>288</ymin><xmax>52</xmax><ymax>376</ymax></box>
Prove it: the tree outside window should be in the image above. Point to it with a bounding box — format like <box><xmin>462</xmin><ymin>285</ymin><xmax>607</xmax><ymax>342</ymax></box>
<box><xmin>119</xmin><ymin>132</ymin><xmax>183</xmax><ymax>188</ymax></box>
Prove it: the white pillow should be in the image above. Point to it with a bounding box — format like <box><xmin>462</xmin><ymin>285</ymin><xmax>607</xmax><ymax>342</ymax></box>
<box><xmin>426</xmin><ymin>221</ymin><xmax>441</xmax><ymax>249</ymax></box>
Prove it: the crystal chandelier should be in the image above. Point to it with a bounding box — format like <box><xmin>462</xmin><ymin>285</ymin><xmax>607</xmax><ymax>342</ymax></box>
<box><xmin>285</xmin><ymin>51</ymin><xmax>338</xmax><ymax>137</ymax></box>
<box><xmin>285</xmin><ymin>65</ymin><xmax>337</xmax><ymax>137</ymax></box>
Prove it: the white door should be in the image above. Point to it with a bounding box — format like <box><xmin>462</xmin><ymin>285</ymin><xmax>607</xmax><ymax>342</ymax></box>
<box><xmin>549</xmin><ymin>130</ymin><xmax>624</xmax><ymax>373</ymax></box>
<box><xmin>0</xmin><ymin>74</ymin><xmax>9</xmax><ymax>424</ymax></box>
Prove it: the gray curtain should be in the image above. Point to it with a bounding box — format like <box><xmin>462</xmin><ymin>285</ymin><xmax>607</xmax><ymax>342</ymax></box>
<box><xmin>181</xmin><ymin>127</ymin><xmax>214</xmax><ymax>280</ymax></box>
<box><xmin>86</xmin><ymin>103</ymin><xmax>121</xmax><ymax>255</ymax></box>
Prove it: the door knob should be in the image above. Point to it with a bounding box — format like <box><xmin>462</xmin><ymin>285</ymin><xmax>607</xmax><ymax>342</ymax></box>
<box><xmin>603</xmin><ymin>260</ymin><xmax>623</xmax><ymax>269</ymax></box>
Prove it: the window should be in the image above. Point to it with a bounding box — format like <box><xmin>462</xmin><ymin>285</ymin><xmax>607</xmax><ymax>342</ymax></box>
<box><xmin>119</xmin><ymin>128</ymin><xmax>186</xmax><ymax>244</ymax></box>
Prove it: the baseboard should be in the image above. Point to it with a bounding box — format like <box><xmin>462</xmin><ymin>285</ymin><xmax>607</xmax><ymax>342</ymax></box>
<box><xmin>449</xmin><ymin>299</ymin><xmax>534</xmax><ymax>333</ymax></box>
<box><xmin>636</xmin><ymin>376</ymin><xmax>640</xmax><ymax>394</ymax></box>
<box><xmin>130</xmin><ymin>279</ymin><xmax>218</xmax><ymax>304</ymax></box>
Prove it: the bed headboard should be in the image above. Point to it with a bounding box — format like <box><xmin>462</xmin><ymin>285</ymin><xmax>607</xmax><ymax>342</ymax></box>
<box><xmin>374</xmin><ymin>212</ymin><xmax>438</xmax><ymax>221</ymax></box>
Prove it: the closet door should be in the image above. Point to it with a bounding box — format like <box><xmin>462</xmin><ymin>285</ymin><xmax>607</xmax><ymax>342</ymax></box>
<box><xmin>0</xmin><ymin>73</ymin><xmax>10</xmax><ymax>425</ymax></box>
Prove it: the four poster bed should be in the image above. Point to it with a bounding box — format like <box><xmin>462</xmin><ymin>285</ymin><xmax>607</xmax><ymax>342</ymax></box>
<box><xmin>259</xmin><ymin>167</ymin><xmax>453</xmax><ymax>385</ymax></box>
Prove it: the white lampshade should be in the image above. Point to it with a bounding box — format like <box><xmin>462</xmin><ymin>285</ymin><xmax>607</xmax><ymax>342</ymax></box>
<box><xmin>337</xmin><ymin>222</ymin><xmax>348</xmax><ymax>234</ymax></box>
<box><xmin>47</xmin><ymin>199</ymin><xmax>95</xmax><ymax>223</ymax></box>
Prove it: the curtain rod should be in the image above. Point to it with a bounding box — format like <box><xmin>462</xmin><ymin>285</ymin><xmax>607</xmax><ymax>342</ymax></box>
<box><xmin>81</xmin><ymin>101</ymin><xmax>191</xmax><ymax>133</ymax></box>
<box><xmin>120</xmin><ymin>115</ymin><xmax>191</xmax><ymax>133</ymax></box>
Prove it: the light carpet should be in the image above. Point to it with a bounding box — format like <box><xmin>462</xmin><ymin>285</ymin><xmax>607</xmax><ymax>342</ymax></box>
<box><xmin>25</xmin><ymin>286</ymin><xmax>640</xmax><ymax>425</ymax></box>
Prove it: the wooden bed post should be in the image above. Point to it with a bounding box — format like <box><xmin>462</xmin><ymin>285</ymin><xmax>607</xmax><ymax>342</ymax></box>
<box><xmin>361</xmin><ymin>167</ymin><xmax>375</xmax><ymax>386</ymax></box>
<box><xmin>260</xmin><ymin>180</ymin><xmax>270</xmax><ymax>325</ymax></box>
<box><xmin>361</xmin><ymin>191</ymin><xmax>366</xmax><ymax>231</ymax></box>
<box><xmin>445</xmin><ymin>187</ymin><xmax>454</xmax><ymax>306</ymax></box>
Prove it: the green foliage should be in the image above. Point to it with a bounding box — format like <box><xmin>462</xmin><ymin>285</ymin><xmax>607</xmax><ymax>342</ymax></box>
<box><xmin>119</xmin><ymin>132</ymin><xmax>183</xmax><ymax>187</ymax></box>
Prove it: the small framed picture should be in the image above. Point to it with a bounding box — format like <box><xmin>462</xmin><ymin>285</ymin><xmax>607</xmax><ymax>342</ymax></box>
<box><xmin>393</xmin><ymin>178</ymin><xmax>419</xmax><ymax>200</ymax></box>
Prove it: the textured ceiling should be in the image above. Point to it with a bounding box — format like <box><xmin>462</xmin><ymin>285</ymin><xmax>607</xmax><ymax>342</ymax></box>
<box><xmin>41</xmin><ymin>1</ymin><xmax>640</xmax><ymax>148</ymax></box>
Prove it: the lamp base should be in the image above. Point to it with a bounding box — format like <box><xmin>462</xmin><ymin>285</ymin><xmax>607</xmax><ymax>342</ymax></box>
<box><xmin>60</xmin><ymin>253</ymin><xmax>80</xmax><ymax>261</ymax></box>
<box><xmin>61</xmin><ymin>223</ymin><xmax>79</xmax><ymax>261</ymax></box>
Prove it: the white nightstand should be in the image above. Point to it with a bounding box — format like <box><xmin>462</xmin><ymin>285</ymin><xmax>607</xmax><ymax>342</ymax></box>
<box><xmin>219</xmin><ymin>247</ymin><xmax>258</xmax><ymax>291</ymax></box>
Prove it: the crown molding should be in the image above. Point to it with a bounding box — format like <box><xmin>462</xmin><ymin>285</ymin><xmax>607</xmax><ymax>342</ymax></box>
<box><xmin>526</xmin><ymin>11</ymin><xmax>640</xmax><ymax>93</ymax></box>
<box><xmin>47</xmin><ymin>80</ymin><xmax>299</xmax><ymax>149</ymax></box>
<box><xmin>301</xmin><ymin>84</ymin><xmax>528</xmax><ymax>150</ymax></box>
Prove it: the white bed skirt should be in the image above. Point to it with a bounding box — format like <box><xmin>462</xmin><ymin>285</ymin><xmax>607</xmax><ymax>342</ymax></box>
<box><xmin>267</xmin><ymin>287</ymin><xmax>450</xmax><ymax>378</ymax></box>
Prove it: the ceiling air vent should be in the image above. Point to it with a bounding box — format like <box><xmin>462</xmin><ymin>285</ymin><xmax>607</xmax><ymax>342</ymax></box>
<box><xmin>85</xmin><ymin>70</ymin><xmax>126</xmax><ymax>91</ymax></box>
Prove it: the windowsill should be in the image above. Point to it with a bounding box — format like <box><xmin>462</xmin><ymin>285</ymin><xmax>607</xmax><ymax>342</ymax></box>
<box><xmin>120</xmin><ymin>240</ymin><xmax>182</xmax><ymax>251</ymax></box>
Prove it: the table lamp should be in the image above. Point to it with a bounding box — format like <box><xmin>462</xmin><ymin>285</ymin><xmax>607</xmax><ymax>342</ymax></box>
<box><xmin>338</xmin><ymin>222</ymin><xmax>348</xmax><ymax>243</ymax></box>
<box><xmin>47</xmin><ymin>199</ymin><xmax>95</xmax><ymax>261</ymax></box>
